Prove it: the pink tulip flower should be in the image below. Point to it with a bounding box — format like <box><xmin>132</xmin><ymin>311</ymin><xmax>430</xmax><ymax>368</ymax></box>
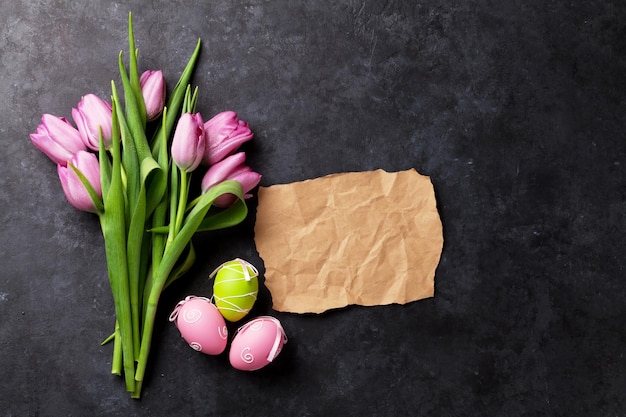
<box><xmin>171</xmin><ymin>112</ymin><xmax>205</xmax><ymax>172</ymax></box>
<box><xmin>139</xmin><ymin>70</ymin><xmax>166</xmax><ymax>121</ymax></box>
<box><xmin>72</xmin><ymin>94</ymin><xmax>113</xmax><ymax>151</ymax></box>
<box><xmin>57</xmin><ymin>150</ymin><xmax>102</xmax><ymax>213</ymax></box>
<box><xmin>30</xmin><ymin>114</ymin><xmax>87</xmax><ymax>165</ymax></box>
<box><xmin>202</xmin><ymin>111</ymin><xmax>254</xmax><ymax>166</ymax></box>
<box><xmin>201</xmin><ymin>152</ymin><xmax>261</xmax><ymax>208</ymax></box>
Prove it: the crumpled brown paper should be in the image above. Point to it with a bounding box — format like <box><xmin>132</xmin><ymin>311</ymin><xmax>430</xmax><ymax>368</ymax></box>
<box><xmin>253</xmin><ymin>168</ymin><xmax>443</xmax><ymax>314</ymax></box>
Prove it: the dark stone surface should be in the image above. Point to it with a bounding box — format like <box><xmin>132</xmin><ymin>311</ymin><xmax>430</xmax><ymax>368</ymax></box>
<box><xmin>1</xmin><ymin>0</ymin><xmax>625</xmax><ymax>415</ymax></box>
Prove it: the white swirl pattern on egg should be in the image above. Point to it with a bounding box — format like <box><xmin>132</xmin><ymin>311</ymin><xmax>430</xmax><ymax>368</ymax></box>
<box><xmin>218</xmin><ymin>325</ymin><xmax>228</xmax><ymax>340</ymax></box>
<box><xmin>240</xmin><ymin>347</ymin><xmax>254</xmax><ymax>364</ymax></box>
<box><xmin>182</xmin><ymin>308</ymin><xmax>203</xmax><ymax>324</ymax></box>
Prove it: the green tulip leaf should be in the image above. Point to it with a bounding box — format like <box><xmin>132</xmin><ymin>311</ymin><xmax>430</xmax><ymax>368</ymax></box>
<box><xmin>98</xmin><ymin>128</ymin><xmax>112</xmax><ymax>201</ymax></box>
<box><xmin>127</xmin><ymin>12</ymin><xmax>147</xmax><ymax>127</ymax></box>
<box><xmin>164</xmin><ymin>242</ymin><xmax>196</xmax><ymax>289</ymax></box>
<box><xmin>195</xmin><ymin>199</ymin><xmax>248</xmax><ymax>232</ymax></box>
<box><xmin>151</xmin><ymin>38</ymin><xmax>201</xmax><ymax>159</ymax></box>
<box><xmin>100</xmin><ymin>109</ymin><xmax>135</xmax><ymax>393</ymax></box>
<box><xmin>68</xmin><ymin>162</ymin><xmax>104</xmax><ymax>214</ymax></box>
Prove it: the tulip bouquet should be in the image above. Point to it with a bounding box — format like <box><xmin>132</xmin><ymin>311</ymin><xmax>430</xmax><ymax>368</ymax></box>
<box><xmin>30</xmin><ymin>14</ymin><xmax>261</xmax><ymax>398</ymax></box>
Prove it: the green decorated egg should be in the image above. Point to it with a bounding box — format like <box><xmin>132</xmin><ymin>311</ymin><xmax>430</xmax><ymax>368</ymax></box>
<box><xmin>211</xmin><ymin>258</ymin><xmax>259</xmax><ymax>322</ymax></box>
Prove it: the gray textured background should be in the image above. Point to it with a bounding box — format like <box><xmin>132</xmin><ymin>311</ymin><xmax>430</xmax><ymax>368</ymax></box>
<box><xmin>1</xmin><ymin>0</ymin><xmax>625</xmax><ymax>416</ymax></box>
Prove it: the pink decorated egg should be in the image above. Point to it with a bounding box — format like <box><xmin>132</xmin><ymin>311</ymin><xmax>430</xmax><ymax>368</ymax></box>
<box><xmin>229</xmin><ymin>316</ymin><xmax>287</xmax><ymax>371</ymax></box>
<box><xmin>169</xmin><ymin>296</ymin><xmax>228</xmax><ymax>355</ymax></box>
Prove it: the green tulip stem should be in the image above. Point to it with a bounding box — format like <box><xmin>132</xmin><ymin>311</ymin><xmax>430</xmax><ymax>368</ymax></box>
<box><xmin>147</xmin><ymin>111</ymin><xmax>170</xmax><ymax>300</ymax></box>
<box><xmin>111</xmin><ymin>321</ymin><xmax>122</xmax><ymax>376</ymax></box>
<box><xmin>174</xmin><ymin>169</ymin><xmax>189</xmax><ymax>237</ymax></box>
<box><xmin>131</xmin><ymin>380</ymin><xmax>142</xmax><ymax>400</ymax></box>
<box><xmin>167</xmin><ymin>165</ymin><xmax>179</xmax><ymax>244</ymax></box>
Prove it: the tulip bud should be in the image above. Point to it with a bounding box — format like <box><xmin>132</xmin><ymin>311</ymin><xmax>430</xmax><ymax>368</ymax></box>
<box><xmin>30</xmin><ymin>114</ymin><xmax>87</xmax><ymax>165</ymax></box>
<box><xmin>202</xmin><ymin>111</ymin><xmax>254</xmax><ymax>166</ymax></box>
<box><xmin>139</xmin><ymin>70</ymin><xmax>166</xmax><ymax>121</ymax></box>
<box><xmin>57</xmin><ymin>150</ymin><xmax>102</xmax><ymax>213</ymax></box>
<box><xmin>201</xmin><ymin>152</ymin><xmax>261</xmax><ymax>208</ymax></box>
<box><xmin>72</xmin><ymin>94</ymin><xmax>113</xmax><ymax>151</ymax></box>
<box><xmin>171</xmin><ymin>112</ymin><xmax>205</xmax><ymax>172</ymax></box>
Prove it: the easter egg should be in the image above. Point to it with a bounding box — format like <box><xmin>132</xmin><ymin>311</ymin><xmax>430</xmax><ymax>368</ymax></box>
<box><xmin>211</xmin><ymin>258</ymin><xmax>259</xmax><ymax>322</ymax></box>
<box><xmin>168</xmin><ymin>296</ymin><xmax>228</xmax><ymax>355</ymax></box>
<box><xmin>229</xmin><ymin>316</ymin><xmax>287</xmax><ymax>371</ymax></box>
